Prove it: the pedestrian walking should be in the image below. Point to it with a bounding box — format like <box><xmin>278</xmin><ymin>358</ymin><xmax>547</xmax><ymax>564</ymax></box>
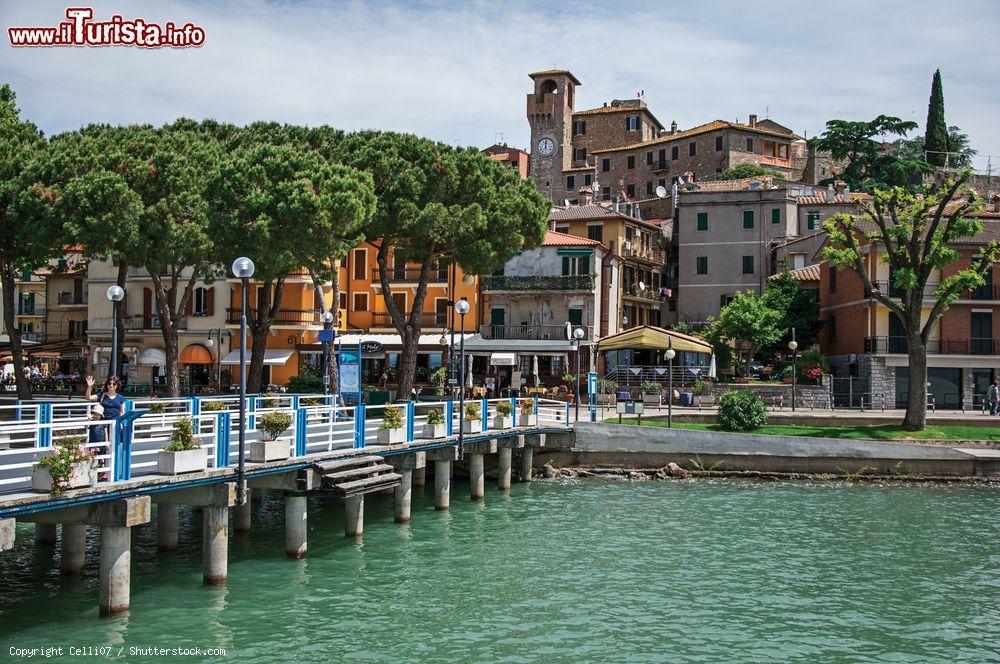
<box><xmin>988</xmin><ymin>379</ymin><xmax>1000</xmax><ymax>416</ymax></box>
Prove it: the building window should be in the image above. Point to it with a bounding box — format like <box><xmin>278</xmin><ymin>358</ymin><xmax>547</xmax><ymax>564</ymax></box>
<box><xmin>696</xmin><ymin>212</ymin><xmax>708</xmax><ymax>231</ymax></box>
<box><xmin>658</xmin><ymin>178</ymin><xmax>667</xmax><ymax>189</ymax></box>
<box><xmin>746</xmin><ymin>138</ymin><xmax>754</xmax><ymax>152</ymax></box>
<box><xmin>573</xmin><ymin>148</ymin><xmax>587</xmax><ymax>162</ymax></box>
<box><xmin>742</xmin><ymin>256</ymin><xmax>754</xmax><ymax>274</ymax></box>
<box><xmin>192</xmin><ymin>287</ymin><xmax>212</xmax><ymax>316</ymax></box>
<box><xmin>627</xmin><ymin>116</ymin><xmax>639</xmax><ymax>131</ymax></box>
<box><xmin>587</xmin><ymin>224</ymin><xmax>603</xmax><ymax>242</ymax></box>
<box><xmin>671</xmin><ymin>146</ymin><xmax>679</xmax><ymax>160</ymax></box>
<box><xmin>584</xmin><ymin>173</ymin><xmax>592</xmax><ymax>186</ymax></box>
<box><xmin>562</xmin><ymin>255</ymin><xmax>590</xmax><ymax>275</ymax></box>
<box><xmin>807</xmin><ymin>211</ymin><xmax>821</xmax><ymax>231</ymax></box>
<box><xmin>829</xmin><ymin>266</ymin><xmax>837</xmax><ymax>293</ymax></box>
<box><xmin>339</xmin><ymin>292</ymin><xmax>347</xmax><ymax>310</ymax></box>
<box><xmin>602</xmin><ymin>186</ymin><xmax>611</xmax><ymax>200</ymax></box>
<box><xmin>696</xmin><ymin>256</ymin><xmax>708</xmax><ymax>275</ymax></box>
<box><xmin>827</xmin><ymin>315</ymin><xmax>837</xmax><ymax>342</ymax></box>
<box><xmin>602</xmin><ymin>158</ymin><xmax>610</xmax><ymax>172</ymax></box>
<box><xmin>715</xmin><ymin>136</ymin><xmax>723</xmax><ymax>151</ymax></box>
<box><xmin>568</xmin><ymin>308</ymin><xmax>583</xmax><ymax>325</ymax></box>
<box><xmin>352</xmin><ymin>248</ymin><xmax>366</xmax><ymax>280</ymax></box>
<box><xmin>626</xmin><ymin>184</ymin><xmax>635</xmax><ymax>198</ymax></box>
<box><xmin>567</xmin><ymin>175</ymin><xmax>575</xmax><ymax>189</ymax></box>
<box><xmin>353</xmin><ymin>292</ymin><xmax>368</xmax><ymax>312</ymax></box>
<box><xmin>771</xmin><ymin>208</ymin><xmax>781</xmax><ymax>224</ymax></box>
<box><xmin>555</xmin><ymin>224</ymin><xmax>569</xmax><ymax>234</ymax></box>
<box><xmin>689</xmin><ymin>142</ymin><xmax>696</xmax><ymax>156</ymax></box>
<box><xmin>646</xmin><ymin>152</ymin><xmax>653</xmax><ymax>165</ymax></box>
<box><xmin>742</xmin><ymin>210</ymin><xmax>754</xmax><ymax>229</ymax></box>
<box><xmin>572</xmin><ymin>120</ymin><xmax>586</xmax><ymax>136</ymax></box>
<box><xmin>646</xmin><ymin>181</ymin><xmax>653</xmax><ymax>196</ymax></box>
<box><xmin>627</xmin><ymin>155</ymin><xmax>636</xmax><ymax>169</ymax></box>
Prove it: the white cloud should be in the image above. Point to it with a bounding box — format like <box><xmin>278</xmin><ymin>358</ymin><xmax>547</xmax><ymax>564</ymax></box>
<box><xmin>2</xmin><ymin>0</ymin><xmax>998</xmax><ymax>169</ymax></box>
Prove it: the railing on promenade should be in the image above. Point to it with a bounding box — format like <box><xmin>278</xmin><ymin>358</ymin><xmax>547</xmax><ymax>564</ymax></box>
<box><xmin>0</xmin><ymin>395</ymin><xmax>576</xmax><ymax>495</ymax></box>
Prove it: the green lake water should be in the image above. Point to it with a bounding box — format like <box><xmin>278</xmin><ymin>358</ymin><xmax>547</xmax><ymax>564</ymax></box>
<box><xmin>1</xmin><ymin>479</ymin><xmax>998</xmax><ymax>662</ymax></box>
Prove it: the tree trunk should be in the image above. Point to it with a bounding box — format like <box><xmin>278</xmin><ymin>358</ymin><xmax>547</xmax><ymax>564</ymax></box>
<box><xmin>397</xmin><ymin>330</ymin><xmax>419</xmax><ymax>402</ymax></box>
<box><xmin>246</xmin><ymin>277</ymin><xmax>285</xmax><ymax>394</ymax></box>
<box><xmin>247</xmin><ymin>322</ymin><xmax>269</xmax><ymax>394</ymax></box>
<box><xmin>113</xmin><ymin>262</ymin><xmax>127</xmax><ymax>382</ymax></box>
<box><xmin>163</xmin><ymin>326</ymin><xmax>180</xmax><ymax>397</ymax></box>
<box><xmin>902</xmin><ymin>335</ymin><xmax>928</xmax><ymax>431</ymax></box>
<box><xmin>150</xmin><ymin>270</ymin><xmax>200</xmax><ymax>398</ymax></box>
<box><xmin>1</xmin><ymin>267</ymin><xmax>31</xmax><ymax>400</ymax></box>
<box><xmin>311</xmin><ymin>268</ymin><xmax>339</xmax><ymax>395</ymax></box>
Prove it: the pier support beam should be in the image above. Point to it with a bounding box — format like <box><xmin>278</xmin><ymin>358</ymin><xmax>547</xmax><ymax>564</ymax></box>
<box><xmin>35</xmin><ymin>523</ymin><xmax>57</xmax><ymax>545</ymax></box>
<box><xmin>157</xmin><ymin>504</ymin><xmax>179</xmax><ymax>550</ymax></box>
<box><xmin>412</xmin><ymin>451</ymin><xmax>427</xmax><ymax>487</ymax></box>
<box><xmin>234</xmin><ymin>489</ymin><xmax>252</xmax><ymax>533</ymax></box>
<box><xmin>99</xmin><ymin>526</ymin><xmax>131</xmax><ymax>616</ymax></box>
<box><xmin>344</xmin><ymin>496</ymin><xmax>364</xmax><ymax>538</ymax></box>
<box><xmin>394</xmin><ymin>470</ymin><xmax>413</xmax><ymax>523</ymax></box>
<box><xmin>285</xmin><ymin>492</ymin><xmax>308</xmax><ymax>558</ymax></box>
<box><xmin>469</xmin><ymin>453</ymin><xmax>484</xmax><ymax>501</ymax></box>
<box><xmin>0</xmin><ymin>518</ymin><xmax>14</xmax><ymax>551</ymax></box>
<box><xmin>427</xmin><ymin>447</ymin><xmax>457</xmax><ymax>511</ymax></box>
<box><xmin>498</xmin><ymin>447</ymin><xmax>512</xmax><ymax>491</ymax></box>
<box><xmin>203</xmin><ymin>507</ymin><xmax>228</xmax><ymax>586</ymax></box>
<box><xmin>521</xmin><ymin>448</ymin><xmax>534</xmax><ymax>483</ymax></box>
<box><xmin>60</xmin><ymin>524</ymin><xmax>87</xmax><ymax>574</ymax></box>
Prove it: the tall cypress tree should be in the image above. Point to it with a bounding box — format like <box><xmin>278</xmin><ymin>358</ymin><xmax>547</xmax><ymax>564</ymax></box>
<box><xmin>924</xmin><ymin>69</ymin><xmax>949</xmax><ymax>167</ymax></box>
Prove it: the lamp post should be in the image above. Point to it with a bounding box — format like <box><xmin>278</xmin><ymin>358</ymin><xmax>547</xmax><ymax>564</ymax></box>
<box><xmin>665</xmin><ymin>340</ymin><xmax>675</xmax><ymax>428</ymax></box>
<box><xmin>320</xmin><ymin>311</ymin><xmax>335</xmax><ymax>396</ymax></box>
<box><xmin>573</xmin><ymin>326</ymin><xmax>585</xmax><ymax>422</ymax></box>
<box><xmin>438</xmin><ymin>333</ymin><xmax>448</xmax><ymax>397</ymax></box>
<box><xmin>788</xmin><ymin>328</ymin><xmax>798</xmax><ymax>412</ymax></box>
<box><xmin>106</xmin><ymin>285</ymin><xmax>125</xmax><ymax>381</ymax></box>
<box><xmin>232</xmin><ymin>256</ymin><xmax>255</xmax><ymax>505</ymax></box>
<box><xmin>455</xmin><ymin>299</ymin><xmax>470</xmax><ymax>451</ymax></box>
<box><xmin>205</xmin><ymin>328</ymin><xmax>231</xmax><ymax>392</ymax></box>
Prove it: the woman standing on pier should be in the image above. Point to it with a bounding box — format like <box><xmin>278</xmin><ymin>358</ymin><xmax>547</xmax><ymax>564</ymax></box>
<box><xmin>85</xmin><ymin>375</ymin><xmax>125</xmax><ymax>419</ymax></box>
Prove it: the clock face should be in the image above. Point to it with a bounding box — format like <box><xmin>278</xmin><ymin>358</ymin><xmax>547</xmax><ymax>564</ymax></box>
<box><xmin>537</xmin><ymin>137</ymin><xmax>556</xmax><ymax>157</ymax></box>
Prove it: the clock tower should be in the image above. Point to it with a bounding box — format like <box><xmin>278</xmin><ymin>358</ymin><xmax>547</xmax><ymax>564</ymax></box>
<box><xmin>527</xmin><ymin>69</ymin><xmax>579</xmax><ymax>203</ymax></box>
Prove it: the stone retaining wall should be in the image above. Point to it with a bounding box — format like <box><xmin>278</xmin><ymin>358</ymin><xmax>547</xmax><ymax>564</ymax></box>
<box><xmin>707</xmin><ymin>382</ymin><xmax>831</xmax><ymax>409</ymax></box>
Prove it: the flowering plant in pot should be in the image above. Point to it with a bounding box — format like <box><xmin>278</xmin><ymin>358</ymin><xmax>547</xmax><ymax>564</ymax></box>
<box><xmin>200</xmin><ymin>400</ymin><xmax>227</xmax><ymax>412</ymax></box>
<box><xmin>251</xmin><ymin>411</ymin><xmax>293</xmax><ymax>462</ymax></box>
<box><xmin>462</xmin><ymin>402</ymin><xmax>482</xmax><ymax>434</ymax></box>
<box><xmin>422</xmin><ymin>408</ymin><xmax>447</xmax><ymax>439</ymax></box>
<box><xmin>32</xmin><ymin>435</ymin><xmax>96</xmax><ymax>494</ymax></box>
<box><xmin>158</xmin><ymin>417</ymin><xmax>208</xmax><ymax>475</ymax></box>
<box><xmin>377</xmin><ymin>405</ymin><xmax>407</xmax><ymax>445</ymax></box>
<box><xmin>492</xmin><ymin>400</ymin><xmax>513</xmax><ymax>430</ymax></box>
<box><xmin>519</xmin><ymin>397</ymin><xmax>536</xmax><ymax>426</ymax></box>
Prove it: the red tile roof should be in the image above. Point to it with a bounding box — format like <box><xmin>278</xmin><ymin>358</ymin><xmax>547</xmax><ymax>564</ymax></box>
<box><xmin>769</xmin><ymin>264</ymin><xmax>821</xmax><ymax>282</ymax></box>
<box><xmin>592</xmin><ymin>119</ymin><xmax>797</xmax><ymax>155</ymax></box>
<box><xmin>542</xmin><ymin>230</ymin><xmax>604</xmax><ymax>247</ymax></box>
<box><xmin>528</xmin><ymin>69</ymin><xmax>582</xmax><ymax>85</ymax></box>
<box><xmin>681</xmin><ymin>177</ymin><xmax>777</xmax><ymax>192</ymax></box>
<box><xmin>797</xmin><ymin>192</ymin><xmax>871</xmax><ymax>205</ymax></box>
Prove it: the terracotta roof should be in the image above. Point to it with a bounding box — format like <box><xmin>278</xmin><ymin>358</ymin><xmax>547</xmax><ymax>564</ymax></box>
<box><xmin>574</xmin><ymin>105</ymin><xmax>642</xmax><ymax>117</ymax></box>
<box><xmin>563</xmin><ymin>165</ymin><xmax>596</xmax><ymax>173</ymax></box>
<box><xmin>797</xmin><ymin>192</ymin><xmax>871</xmax><ymax>205</ymax></box>
<box><xmin>769</xmin><ymin>264</ymin><xmax>821</xmax><ymax>282</ymax></box>
<box><xmin>591</xmin><ymin>119</ymin><xmax>796</xmax><ymax>154</ymax></box>
<box><xmin>680</xmin><ymin>177</ymin><xmax>777</xmax><ymax>192</ymax></box>
<box><xmin>542</xmin><ymin>230</ymin><xmax>603</xmax><ymax>247</ymax></box>
<box><xmin>777</xmin><ymin>231</ymin><xmax>825</xmax><ymax>248</ymax></box>
<box><xmin>850</xmin><ymin>218</ymin><xmax>1000</xmax><ymax>246</ymax></box>
<box><xmin>529</xmin><ymin>69</ymin><xmax>582</xmax><ymax>85</ymax></box>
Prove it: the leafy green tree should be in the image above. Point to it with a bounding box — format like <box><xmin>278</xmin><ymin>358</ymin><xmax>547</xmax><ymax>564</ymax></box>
<box><xmin>761</xmin><ymin>269</ymin><xmax>821</xmax><ymax>355</ymax></box>
<box><xmin>923</xmin><ymin>70</ymin><xmax>949</xmax><ymax>167</ymax></box>
<box><xmin>822</xmin><ymin>170</ymin><xmax>999</xmax><ymax>430</ymax></box>
<box><xmin>899</xmin><ymin>125</ymin><xmax>976</xmax><ymax>170</ymax></box>
<box><xmin>810</xmin><ymin>115</ymin><xmax>931</xmax><ymax>192</ymax></box>
<box><xmin>713</xmin><ymin>290</ymin><xmax>782</xmax><ymax>377</ymax></box>
<box><xmin>718</xmin><ymin>163</ymin><xmax>781</xmax><ymax>180</ymax></box>
<box><xmin>0</xmin><ymin>84</ymin><xmax>60</xmax><ymax>399</ymax></box>
<box><xmin>333</xmin><ymin>132</ymin><xmax>549</xmax><ymax>399</ymax></box>
<box><xmin>209</xmin><ymin>141</ymin><xmax>374</xmax><ymax>392</ymax></box>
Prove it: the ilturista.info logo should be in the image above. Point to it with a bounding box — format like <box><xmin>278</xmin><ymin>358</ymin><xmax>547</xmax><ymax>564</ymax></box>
<box><xmin>8</xmin><ymin>7</ymin><xmax>205</xmax><ymax>48</ymax></box>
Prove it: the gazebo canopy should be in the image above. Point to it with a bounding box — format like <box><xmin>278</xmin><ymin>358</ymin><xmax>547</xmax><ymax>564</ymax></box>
<box><xmin>598</xmin><ymin>325</ymin><xmax>712</xmax><ymax>353</ymax></box>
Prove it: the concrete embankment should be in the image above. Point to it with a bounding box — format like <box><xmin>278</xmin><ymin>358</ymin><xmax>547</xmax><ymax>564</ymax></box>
<box><xmin>554</xmin><ymin>422</ymin><xmax>1000</xmax><ymax>478</ymax></box>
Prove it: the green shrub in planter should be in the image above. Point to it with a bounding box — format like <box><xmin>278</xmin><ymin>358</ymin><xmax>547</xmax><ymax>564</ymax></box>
<box><xmin>379</xmin><ymin>406</ymin><xmax>404</xmax><ymax>430</ymax></box>
<box><xmin>642</xmin><ymin>381</ymin><xmax>663</xmax><ymax>395</ymax></box>
<box><xmin>146</xmin><ymin>402</ymin><xmax>166</xmax><ymax>414</ymax></box>
<box><xmin>165</xmin><ymin>417</ymin><xmax>199</xmax><ymax>451</ymax></box>
<box><xmin>33</xmin><ymin>436</ymin><xmax>94</xmax><ymax>494</ymax></box>
<box><xmin>299</xmin><ymin>396</ymin><xmax>325</xmax><ymax>406</ymax></box>
<box><xmin>257</xmin><ymin>412</ymin><xmax>292</xmax><ymax>440</ymax></box>
<box><xmin>603</xmin><ymin>379</ymin><xmax>618</xmax><ymax>394</ymax></box>
<box><xmin>201</xmin><ymin>400</ymin><xmax>227</xmax><ymax>412</ymax></box>
<box><xmin>692</xmin><ymin>379</ymin><xmax>711</xmax><ymax>396</ymax></box>
<box><xmin>519</xmin><ymin>397</ymin><xmax>535</xmax><ymax>414</ymax></box>
<box><xmin>426</xmin><ymin>408</ymin><xmax>444</xmax><ymax>425</ymax></box>
<box><xmin>464</xmin><ymin>402</ymin><xmax>481</xmax><ymax>420</ymax></box>
<box><xmin>717</xmin><ymin>390</ymin><xmax>767</xmax><ymax>431</ymax></box>
<box><xmin>496</xmin><ymin>400</ymin><xmax>513</xmax><ymax>416</ymax></box>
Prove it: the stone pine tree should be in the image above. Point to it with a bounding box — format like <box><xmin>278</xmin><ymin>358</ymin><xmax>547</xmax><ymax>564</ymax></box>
<box><xmin>823</xmin><ymin>170</ymin><xmax>999</xmax><ymax>431</ymax></box>
<box><xmin>209</xmin><ymin>141</ymin><xmax>374</xmax><ymax>393</ymax></box>
<box><xmin>334</xmin><ymin>131</ymin><xmax>550</xmax><ymax>400</ymax></box>
<box><xmin>923</xmin><ymin>70</ymin><xmax>949</xmax><ymax>168</ymax></box>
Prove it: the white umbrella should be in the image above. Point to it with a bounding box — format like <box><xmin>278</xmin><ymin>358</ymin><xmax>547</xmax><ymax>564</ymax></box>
<box><xmin>533</xmin><ymin>355</ymin><xmax>540</xmax><ymax>387</ymax></box>
<box><xmin>708</xmin><ymin>354</ymin><xmax>717</xmax><ymax>379</ymax></box>
<box><xmin>466</xmin><ymin>354</ymin><xmax>474</xmax><ymax>388</ymax></box>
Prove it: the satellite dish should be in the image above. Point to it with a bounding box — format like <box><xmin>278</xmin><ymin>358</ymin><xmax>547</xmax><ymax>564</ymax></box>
<box><xmin>655</xmin><ymin>185</ymin><xmax>667</xmax><ymax>198</ymax></box>
<box><xmin>638</xmin><ymin>281</ymin><xmax>646</xmax><ymax>291</ymax></box>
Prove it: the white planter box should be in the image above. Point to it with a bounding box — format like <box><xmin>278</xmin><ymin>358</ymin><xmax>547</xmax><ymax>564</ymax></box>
<box><xmin>157</xmin><ymin>448</ymin><xmax>208</xmax><ymax>475</ymax></box>
<box><xmin>491</xmin><ymin>416</ymin><xmax>513</xmax><ymax>430</ymax></box>
<box><xmin>695</xmin><ymin>395</ymin><xmax>716</xmax><ymax>406</ymax></box>
<box><xmin>250</xmin><ymin>438</ymin><xmax>291</xmax><ymax>463</ymax></box>
<box><xmin>519</xmin><ymin>412</ymin><xmax>536</xmax><ymax>427</ymax></box>
<box><xmin>461</xmin><ymin>419</ymin><xmax>482</xmax><ymax>434</ymax></box>
<box><xmin>643</xmin><ymin>394</ymin><xmax>663</xmax><ymax>407</ymax></box>
<box><xmin>31</xmin><ymin>460</ymin><xmax>96</xmax><ymax>492</ymax></box>
<box><xmin>376</xmin><ymin>427</ymin><xmax>407</xmax><ymax>445</ymax></box>
<box><xmin>421</xmin><ymin>423</ymin><xmax>448</xmax><ymax>439</ymax></box>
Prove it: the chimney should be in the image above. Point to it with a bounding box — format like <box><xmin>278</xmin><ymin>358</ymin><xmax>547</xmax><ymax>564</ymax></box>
<box><xmin>826</xmin><ymin>184</ymin><xmax>836</xmax><ymax>203</ymax></box>
<box><xmin>670</xmin><ymin>120</ymin><xmax>678</xmax><ymax>135</ymax></box>
<box><xmin>843</xmin><ymin>184</ymin><xmax>851</xmax><ymax>200</ymax></box>
<box><xmin>834</xmin><ymin>180</ymin><xmax>847</xmax><ymax>196</ymax></box>
<box><xmin>579</xmin><ymin>186</ymin><xmax>593</xmax><ymax>205</ymax></box>
<box><xmin>749</xmin><ymin>114</ymin><xmax>758</xmax><ymax>127</ymax></box>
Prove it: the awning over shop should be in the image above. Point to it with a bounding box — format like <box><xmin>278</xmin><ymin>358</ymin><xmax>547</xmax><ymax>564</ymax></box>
<box><xmin>597</xmin><ymin>325</ymin><xmax>712</xmax><ymax>353</ymax></box>
<box><xmin>221</xmin><ymin>349</ymin><xmax>294</xmax><ymax>365</ymax></box>
<box><xmin>489</xmin><ymin>352</ymin><xmax>516</xmax><ymax>366</ymax></box>
<box><xmin>335</xmin><ymin>333</ymin><xmax>475</xmax><ymax>347</ymax></box>
<box><xmin>180</xmin><ymin>344</ymin><xmax>213</xmax><ymax>365</ymax></box>
<box><xmin>138</xmin><ymin>347</ymin><xmax>166</xmax><ymax>366</ymax></box>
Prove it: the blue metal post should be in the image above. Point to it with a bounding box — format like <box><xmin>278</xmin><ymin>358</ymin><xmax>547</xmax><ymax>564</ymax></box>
<box><xmin>481</xmin><ymin>397</ymin><xmax>488</xmax><ymax>431</ymax></box>
<box><xmin>445</xmin><ymin>400</ymin><xmax>454</xmax><ymax>436</ymax></box>
<box><xmin>565</xmin><ymin>401</ymin><xmax>571</xmax><ymax>423</ymax></box>
<box><xmin>510</xmin><ymin>396</ymin><xmax>518</xmax><ymax>427</ymax></box>
<box><xmin>15</xmin><ymin>399</ymin><xmax>21</xmax><ymax>421</ymax></box>
<box><xmin>405</xmin><ymin>401</ymin><xmax>415</xmax><ymax>442</ymax></box>
<box><xmin>247</xmin><ymin>395</ymin><xmax>257</xmax><ymax>430</ymax></box>
<box><xmin>216</xmin><ymin>411</ymin><xmax>231</xmax><ymax>467</ymax></box>
<box><xmin>37</xmin><ymin>403</ymin><xmax>53</xmax><ymax>448</ymax></box>
<box><xmin>294</xmin><ymin>407</ymin><xmax>308</xmax><ymax>457</ymax></box>
<box><xmin>291</xmin><ymin>394</ymin><xmax>300</xmax><ymax>411</ymax></box>
<box><xmin>114</xmin><ymin>402</ymin><xmax>136</xmax><ymax>482</ymax></box>
<box><xmin>354</xmin><ymin>404</ymin><xmax>367</xmax><ymax>449</ymax></box>
<box><xmin>189</xmin><ymin>396</ymin><xmax>201</xmax><ymax>418</ymax></box>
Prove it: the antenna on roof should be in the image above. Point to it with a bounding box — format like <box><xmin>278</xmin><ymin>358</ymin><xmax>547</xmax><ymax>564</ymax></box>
<box><xmin>495</xmin><ymin>132</ymin><xmax>504</xmax><ymax>145</ymax></box>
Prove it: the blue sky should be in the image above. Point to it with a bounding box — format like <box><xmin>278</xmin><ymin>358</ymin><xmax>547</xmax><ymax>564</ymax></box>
<box><xmin>2</xmin><ymin>0</ymin><xmax>998</xmax><ymax>169</ymax></box>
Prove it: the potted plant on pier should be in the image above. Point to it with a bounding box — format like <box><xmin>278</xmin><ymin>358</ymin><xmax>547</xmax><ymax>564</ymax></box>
<box><xmin>492</xmin><ymin>400</ymin><xmax>514</xmax><ymax>430</ymax></box>
<box><xmin>201</xmin><ymin>400</ymin><xmax>227</xmax><ymax>412</ymax></box>
<box><xmin>519</xmin><ymin>397</ymin><xmax>536</xmax><ymax>426</ymax></box>
<box><xmin>692</xmin><ymin>379</ymin><xmax>715</xmax><ymax>406</ymax></box>
<box><xmin>601</xmin><ymin>380</ymin><xmax>618</xmax><ymax>405</ymax></box>
<box><xmin>462</xmin><ymin>402</ymin><xmax>482</xmax><ymax>434</ymax></box>
<box><xmin>780</xmin><ymin>365</ymin><xmax>795</xmax><ymax>384</ymax></box>
<box><xmin>31</xmin><ymin>435</ymin><xmax>96</xmax><ymax>494</ymax></box>
<box><xmin>157</xmin><ymin>417</ymin><xmax>208</xmax><ymax>475</ymax></box>
<box><xmin>642</xmin><ymin>381</ymin><xmax>663</xmax><ymax>407</ymax></box>
<box><xmin>377</xmin><ymin>405</ymin><xmax>407</xmax><ymax>445</ymax></box>
<box><xmin>251</xmin><ymin>411</ymin><xmax>293</xmax><ymax>462</ymax></box>
<box><xmin>561</xmin><ymin>373</ymin><xmax>576</xmax><ymax>403</ymax></box>
<box><xmin>422</xmin><ymin>408</ymin><xmax>447</xmax><ymax>439</ymax></box>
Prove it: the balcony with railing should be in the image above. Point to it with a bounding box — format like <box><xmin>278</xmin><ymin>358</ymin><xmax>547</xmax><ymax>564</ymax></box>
<box><xmin>91</xmin><ymin>314</ymin><xmax>189</xmax><ymax>331</ymax></box>
<box><xmin>15</xmin><ymin>305</ymin><xmax>43</xmax><ymax>316</ymax></box>
<box><xmin>652</xmin><ymin>160</ymin><xmax>669</xmax><ymax>173</ymax></box>
<box><xmin>372</xmin><ymin>267</ymin><xmax>449</xmax><ymax>284</ymax></box>
<box><xmin>370</xmin><ymin>311</ymin><xmax>448</xmax><ymax>328</ymax></box>
<box><xmin>225</xmin><ymin>308</ymin><xmax>321</xmax><ymax>325</ymax></box>
<box><xmin>479</xmin><ymin>324</ymin><xmax>592</xmax><ymax>341</ymax></box>
<box><xmin>968</xmin><ymin>282</ymin><xmax>1000</xmax><ymax>301</ymax></box>
<box><xmin>869</xmin><ymin>280</ymin><xmax>940</xmax><ymax>299</ymax></box>
<box><xmin>480</xmin><ymin>275</ymin><xmax>595</xmax><ymax>292</ymax></box>
<box><xmin>620</xmin><ymin>245</ymin><xmax>666</xmax><ymax>265</ymax></box>
<box><xmin>56</xmin><ymin>292</ymin><xmax>88</xmax><ymax>306</ymax></box>
<box><xmin>623</xmin><ymin>285</ymin><xmax>667</xmax><ymax>302</ymax></box>
<box><xmin>864</xmin><ymin>336</ymin><xmax>1000</xmax><ymax>356</ymax></box>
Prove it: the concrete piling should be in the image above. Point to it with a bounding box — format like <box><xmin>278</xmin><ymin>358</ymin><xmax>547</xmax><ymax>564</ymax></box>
<box><xmin>521</xmin><ymin>448</ymin><xmax>534</xmax><ymax>483</ymax></box>
<box><xmin>234</xmin><ymin>489</ymin><xmax>252</xmax><ymax>533</ymax></box>
<box><xmin>99</xmin><ymin>526</ymin><xmax>132</xmax><ymax>617</ymax></box>
<box><xmin>202</xmin><ymin>506</ymin><xmax>229</xmax><ymax>585</ymax></box>
<box><xmin>412</xmin><ymin>451</ymin><xmax>427</xmax><ymax>487</ymax></box>
<box><xmin>157</xmin><ymin>504</ymin><xmax>179</xmax><ymax>550</ymax></box>
<box><xmin>434</xmin><ymin>459</ymin><xmax>451</xmax><ymax>510</ymax></box>
<box><xmin>498</xmin><ymin>447</ymin><xmax>512</xmax><ymax>491</ymax></box>
<box><xmin>0</xmin><ymin>518</ymin><xmax>14</xmax><ymax>552</ymax></box>
<box><xmin>469</xmin><ymin>453</ymin><xmax>485</xmax><ymax>501</ymax></box>
<box><xmin>35</xmin><ymin>523</ymin><xmax>57</xmax><ymax>545</ymax></box>
<box><xmin>60</xmin><ymin>524</ymin><xmax>87</xmax><ymax>574</ymax></box>
<box><xmin>344</xmin><ymin>496</ymin><xmax>364</xmax><ymax>538</ymax></box>
<box><xmin>394</xmin><ymin>469</ymin><xmax>413</xmax><ymax>523</ymax></box>
<box><xmin>284</xmin><ymin>492</ymin><xmax>308</xmax><ymax>558</ymax></box>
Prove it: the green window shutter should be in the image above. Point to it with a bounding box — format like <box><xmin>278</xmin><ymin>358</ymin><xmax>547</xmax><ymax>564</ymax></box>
<box><xmin>580</xmin><ymin>256</ymin><xmax>589</xmax><ymax>274</ymax></box>
<box><xmin>696</xmin><ymin>257</ymin><xmax>708</xmax><ymax>275</ymax></box>
<box><xmin>807</xmin><ymin>212</ymin><xmax>820</xmax><ymax>230</ymax></box>
<box><xmin>568</xmin><ymin>308</ymin><xmax>583</xmax><ymax>325</ymax></box>
<box><xmin>771</xmin><ymin>208</ymin><xmax>780</xmax><ymax>224</ymax></box>
<box><xmin>696</xmin><ymin>212</ymin><xmax>708</xmax><ymax>231</ymax></box>
<box><xmin>743</xmin><ymin>210</ymin><xmax>754</xmax><ymax>229</ymax></box>
<box><xmin>742</xmin><ymin>256</ymin><xmax>754</xmax><ymax>274</ymax></box>
<box><xmin>562</xmin><ymin>257</ymin><xmax>570</xmax><ymax>276</ymax></box>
